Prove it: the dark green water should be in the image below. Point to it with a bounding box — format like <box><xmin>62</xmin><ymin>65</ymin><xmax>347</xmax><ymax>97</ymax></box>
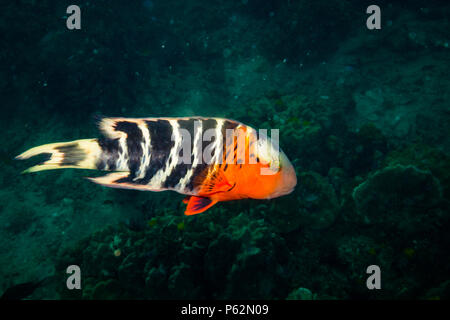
<box><xmin>1</xmin><ymin>0</ymin><xmax>449</xmax><ymax>300</ymax></box>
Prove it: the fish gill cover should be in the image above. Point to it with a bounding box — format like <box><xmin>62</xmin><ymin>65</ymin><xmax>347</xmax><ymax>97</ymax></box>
<box><xmin>0</xmin><ymin>0</ymin><xmax>449</xmax><ymax>300</ymax></box>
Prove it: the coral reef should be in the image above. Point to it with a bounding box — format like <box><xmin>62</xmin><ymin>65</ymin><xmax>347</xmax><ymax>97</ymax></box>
<box><xmin>1</xmin><ymin>0</ymin><xmax>449</xmax><ymax>300</ymax></box>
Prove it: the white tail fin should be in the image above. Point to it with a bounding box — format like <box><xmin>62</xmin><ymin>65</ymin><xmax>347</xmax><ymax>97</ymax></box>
<box><xmin>16</xmin><ymin>139</ymin><xmax>102</xmax><ymax>173</ymax></box>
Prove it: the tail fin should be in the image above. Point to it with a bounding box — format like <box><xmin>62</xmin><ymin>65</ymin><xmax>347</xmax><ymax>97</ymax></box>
<box><xmin>16</xmin><ymin>139</ymin><xmax>102</xmax><ymax>173</ymax></box>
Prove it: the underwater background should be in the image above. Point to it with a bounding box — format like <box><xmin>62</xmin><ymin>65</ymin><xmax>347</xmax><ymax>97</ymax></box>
<box><xmin>1</xmin><ymin>0</ymin><xmax>449</xmax><ymax>299</ymax></box>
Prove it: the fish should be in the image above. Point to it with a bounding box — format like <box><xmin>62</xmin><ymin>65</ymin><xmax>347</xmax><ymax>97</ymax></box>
<box><xmin>16</xmin><ymin>117</ymin><xmax>297</xmax><ymax>215</ymax></box>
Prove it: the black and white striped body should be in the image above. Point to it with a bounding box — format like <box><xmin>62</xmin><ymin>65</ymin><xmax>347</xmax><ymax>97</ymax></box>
<box><xmin>96</xmin><ymin>117</ymin><xmax>241</xmax><ymax>195</ymax></box>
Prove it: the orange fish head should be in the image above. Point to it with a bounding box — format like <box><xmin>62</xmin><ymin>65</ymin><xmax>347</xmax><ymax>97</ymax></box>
<box><xmin>259</xmin><ymin>150</ymin><xmax>297</xmax><ymax>199</ymax></box>
<box><xmin>246</xmin><ymin>133</ymin><xmax>297</xmax><ymax>199</ymax></box>
<box><xmin>278</xmin><ymin>151</ymin><xmax>297</xmax><ymax>196</ymax></box>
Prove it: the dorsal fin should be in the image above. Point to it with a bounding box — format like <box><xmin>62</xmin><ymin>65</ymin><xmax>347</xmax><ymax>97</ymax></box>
<box><xmin>98</xmin><ymin>117</ymin><xmax>150</xmax><ymax>139</ymax></box>
<box><xmin>98</xmin><ymin>118</ymin><xmax>129</xmax><ymax>139</ymax></box>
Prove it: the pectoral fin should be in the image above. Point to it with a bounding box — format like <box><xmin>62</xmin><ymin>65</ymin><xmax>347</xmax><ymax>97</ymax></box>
<box><xmin>182</xmin><ymin>196</ymin><xmax>190</xmax><ymax>204</ymax></box>
<box><xmin>184</xmin><ymin>196</ymin><xmax>218</xmax><ymax>215</ymax></box>
<box><xmin>194</xmin><ymin>166</ymin><xmax>233</xmax><ymax>196</ymax></box>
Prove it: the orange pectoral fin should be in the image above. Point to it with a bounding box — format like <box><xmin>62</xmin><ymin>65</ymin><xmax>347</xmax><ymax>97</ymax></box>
<box><xmin>182</xmin><ymin>196</ymin><xmax>191</xmax><ymax>204</ymax></box>
<box><xmin>196</xmin><ymin>167</ymin><xmax>233</xmax><ymax>195</ymax></box>
<box><xmin>185</xmin><ymin>196</ymin><xmax>218</xmax><ymax>215</ymax></box>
